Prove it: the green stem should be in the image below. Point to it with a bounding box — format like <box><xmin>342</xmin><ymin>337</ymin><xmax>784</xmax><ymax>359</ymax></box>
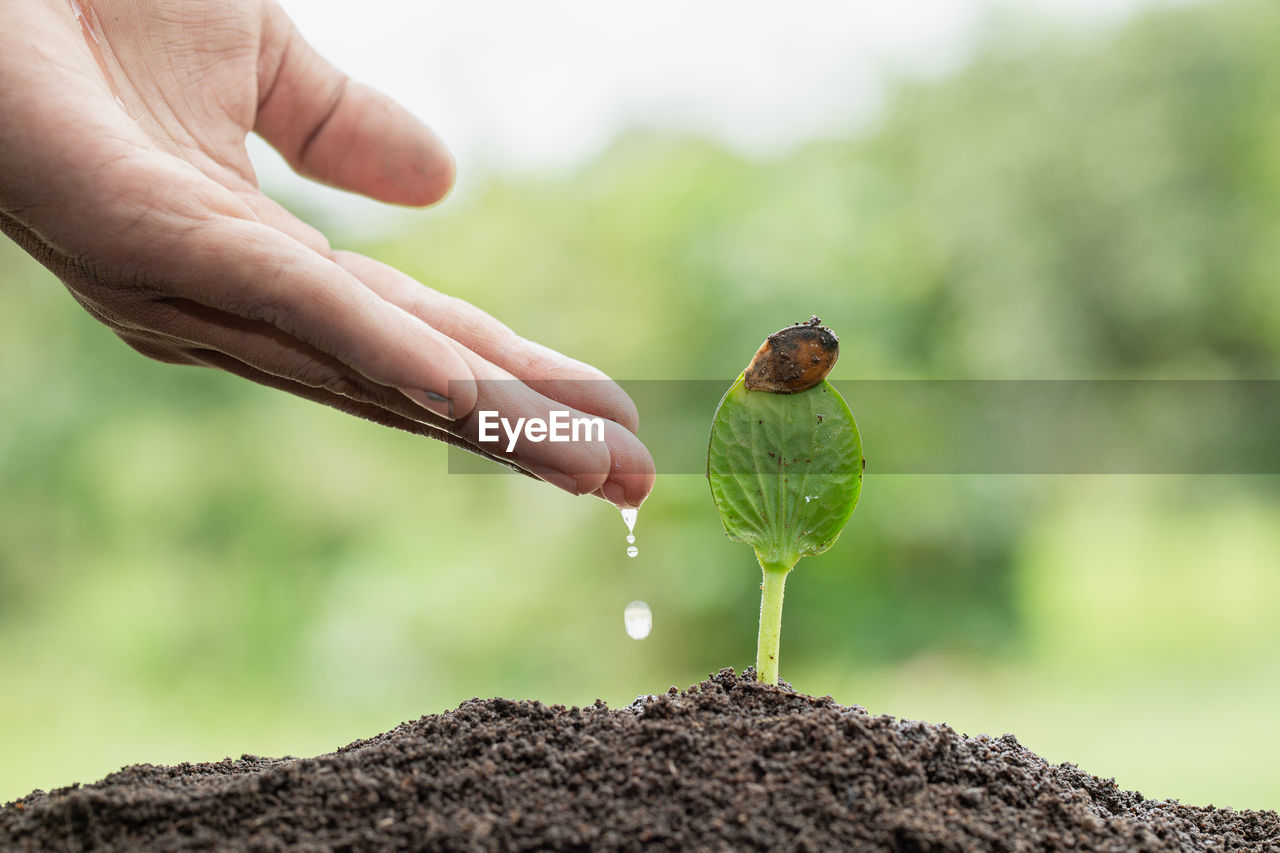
<box><xmin>756</xmin><ymin>561</ymin><xmax>792</xmax><ymax>685</ymax></box>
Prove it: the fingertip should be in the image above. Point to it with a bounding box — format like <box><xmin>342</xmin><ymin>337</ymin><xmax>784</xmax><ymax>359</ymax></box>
<box><xmin>564</xmin><ymin>439</ymin><xmax>615</xmax><ymax>496</ymax></box>
<box><xmin>389</xmin><ymin>332</ymin><xmax>477</xmax><ymax>420</ymax></box>
<box><xmin>596</xmin><ymin>422</ymin><xmax>656</xmax><ymax>509</ymax></box>
<box><xmin>593</xmin><ymin>473</ymin><xmax>654</xmax><ymax>510</ymax></box>
<box><xmin>612</xmin><ymin>393</ymin><xmax>641</xmax><ymax>435</ymax></box>
<box><xmin>398</xmin><ymin>387</ymin><xmax>457</xmax><ymax>420</ymax></box>
<box><xmin>615</xmin><ymin>471</ymin><xmax>657</xmax><ymax>509</ymax></box>
<box><xmin>402</xmin><ymin>138</ymin><xmax>456</xmax><ymax>207</ymax></box>
<box><xmin>522</xmin><ymin>436</ymin><xmax>613</xmax><ymax>497</ymax></box>
<box><xmin>443</xmin><ymin>369</ymin><xmax>479</xmax><ymax>420</ymax></box>
<box><xmin>255</xmin><ymin>16</ymin><xmax>456</xmax><ymax>208</ymax></box>
<box><xmin>322</xmin><ymin>88</ymin><xmax>456</xmax><ymax>207</ymax></box>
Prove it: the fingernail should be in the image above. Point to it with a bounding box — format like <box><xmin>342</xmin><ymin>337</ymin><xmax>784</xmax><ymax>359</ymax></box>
<box><xmin>399</xmin><ymin>387</ymin><xmax>455</xmax><ymax>420</ymax></box>
<box><xmin>600</xmin><ymin>479</ymin><xmax>629</xmax><ymax>508</ymax></box>
<box><xmin>526</xmin><ymin>464</ymin><xmax>580</xmax><ymax>494</ymax></box>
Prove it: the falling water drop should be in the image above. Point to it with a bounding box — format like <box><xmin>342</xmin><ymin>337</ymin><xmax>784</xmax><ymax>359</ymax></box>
<box><xmin>620</xmin><ymin>507</ymin><xmax>639</xmax><ymax>558</ymax></box>
<box><xmin>624</xmin><ymin>600</ymin><xmax>652</xmax><ymax>639</ymax></box>
<box><xmin>619</xmin><ymin>508</ymin><xmax>649</xmax><ymax>633</ymax></box>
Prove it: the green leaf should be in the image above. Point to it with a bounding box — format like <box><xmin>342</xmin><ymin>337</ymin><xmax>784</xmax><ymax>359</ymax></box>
<box><xmin>707</xmin><ymin>372</ymin><xmax>863</xmax><ymax>571</ymax></box>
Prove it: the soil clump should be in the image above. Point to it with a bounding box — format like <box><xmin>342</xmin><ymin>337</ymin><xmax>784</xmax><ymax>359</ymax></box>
<box><xmin>3</xmin><ymin>668</ymin><xmax>1276</xmax><ymax>851</ymax></box>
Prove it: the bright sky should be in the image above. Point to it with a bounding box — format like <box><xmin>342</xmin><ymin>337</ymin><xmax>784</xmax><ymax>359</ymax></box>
<box><xmin>254</xmin><ymin>0</ymin><xmax>1188</xmax><ymax>219</ymax></box>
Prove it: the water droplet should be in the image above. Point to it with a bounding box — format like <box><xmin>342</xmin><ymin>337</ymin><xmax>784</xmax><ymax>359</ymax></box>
<box><xmin>624</xmin><ymin>600</ymin><xmax>652</xmax><ymax>639</ymax></box>
<box><xmin>619</xmin><ymin>507</ymin><xmax>639</xmax><ymax>559</ymax></box>
<box><xmin>619</xmin><ymin>507</ymin><xmax>637</xmax><ymax>535</ymax></box>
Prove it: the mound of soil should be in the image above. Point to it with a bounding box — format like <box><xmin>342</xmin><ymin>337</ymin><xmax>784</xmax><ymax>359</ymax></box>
<box><xmin>2</xmin><ymin>668</ymin><xmax>1276</xmax><ymax>851</ymax></box>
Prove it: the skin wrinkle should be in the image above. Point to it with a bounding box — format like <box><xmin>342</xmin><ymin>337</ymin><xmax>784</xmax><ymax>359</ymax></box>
<box><xmin>255</xmin><ymin>16</ymin><xmax>291</xmax><ymax>116</ymax></box>
<box><xmin>115</xmin><ymin>329</ymin><xmax>200</xmax><ymax>365</ymax></box>
<box><xmin>157</xmin><ymin>31</ymin><xmax>257</xmax><ymax>167</ymax></box>
<box><xmin>12</xmin><ymin>33</ymin><xmax>94</xmax><ymax>99</ymax></box>
<box><xmin>329</xmin><ymin>251</ymin><xmax>639</xmax><ymax>431</ymax></box>
<box><xmin>188</xmin><ymin>225</ymin><xmax>427</xmax><ymax>388</ymax></box>
<box><xmin>149</xmin><ymin>295</ymin><xmax>360</xmax><ymax>385</ymax></box>
<box><xmin>0</xmin><ymin>210</ymin><xmax>64</xmax><ymax>276</ymax></box>
<box><xmin>329</xmin><ymin>105</ymin><xmax>363</xmax><ymax>178</ymax></box>
<box><xmin>0</xmin><ymin>64</ymin><xmax>126</xmax><ymax>216</ymax></box>
<box><xmin>135</xmin><ymin>57</ymin><xmax>221</xmax><ymax>170</ymax></box>
<box><xmin>93</xmin><ymin>154</ymin><xmax>260</xmax><ymax>240</ymax></box>
<box><xmin>108</xmin><ymin>277</ymin><xmax>488</xmax><ymax>461</ymax></box>
<box><xmin>0</xmin><ymin>211</ymin><xmax>154</xmax><ymax>335</ymax></box>
<box><xmin>84</xmin><ymin>2</ymin><xmax>150</xmax><ymax>113</ymax></box>
<box><xmin>191</xmin><ymin>347</ymin><xmax>420</xmax><ymax>423</ymax></box>
<box><xmin>127</xmin><ymin>294</ymin><xmax>458</xmax><ymax>443</ymax></box>
<box><xmin>186</xmin><ymin>152</ymin><xmax>259</xmax><ymax>198</ymax></box>
<box><xmin>183</xmin><ymin>346</ymin><xmax>533</xmax><ymax>478</ymax></box>
<box><xmin>101</xmin><ymin>208</ymin><xmax>205</xmax><ymax>293</ymax></box>
<box><xmin>85</xmin><ymin>4</ymin><xmax>235</xmax><ymax>177</ymax></box>
<box><xmin>297</xmin><ymin>73</ymin><xmax>351</xmax><ymax>174</ymax></box>
<box><xmin>68</xmin><ymin>159</ymin><xmax>236</xmax><ymax>281</ymax></box>
<box><xmin>0</xmin><ymin>215</ymin><xmax>124</xmax><ymax>325</ymax></box>
<box><xmin>203</xmin><ymin>50</ymin><xmax>259</xmax><ymax>143</ymax></box>
<box><xmin>205</xmin><ymin>235</ymin><xmax>300</xmax><ymax>328</ymax></box>
<box><xmin>242</xmin><ymin>190</ymin><xmax>330</xmax><ymax>253</ymax></box>
<box><xmin>52</xmin><ymin>0</ymin><xmax>126</xmax><ymax>104</ymax></box>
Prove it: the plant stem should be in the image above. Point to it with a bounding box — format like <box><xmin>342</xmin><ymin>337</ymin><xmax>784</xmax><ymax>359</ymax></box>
<box><xmin>756</xmin><ymin>561</ymin><xmax>792</xmax><ymax>685</ymax></box>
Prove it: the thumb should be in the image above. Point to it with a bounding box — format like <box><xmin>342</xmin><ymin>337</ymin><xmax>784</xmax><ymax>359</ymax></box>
<box><xmin>254</xmin><ymin>3</ymin><xmax>454</xmax><ymax>206</ymax></box>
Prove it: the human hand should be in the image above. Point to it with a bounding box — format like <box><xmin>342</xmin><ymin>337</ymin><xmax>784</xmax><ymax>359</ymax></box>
<box><xmin>0</xmin><ymin>0</ymin><xmax>654</xmax><ymax>507</ymax></box>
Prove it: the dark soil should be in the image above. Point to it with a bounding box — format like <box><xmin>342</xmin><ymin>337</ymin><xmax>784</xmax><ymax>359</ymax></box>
<box><xmin>2</xmin><ymin>668</ymin><xmax>1276</xmax><ymax>852</ymax></box>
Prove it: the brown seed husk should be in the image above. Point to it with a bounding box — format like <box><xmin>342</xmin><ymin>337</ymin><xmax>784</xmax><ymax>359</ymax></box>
<box><xmin>744</xmin><ymin>316</ymin><xmax>839</xmax><ymax>393</ymax></box>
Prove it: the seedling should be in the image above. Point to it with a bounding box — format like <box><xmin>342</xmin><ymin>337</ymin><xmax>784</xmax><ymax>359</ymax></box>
<box><xmin>707</xmin><ymin>318</ymin><xmax>863</xmax><ymax>685</ymax></box>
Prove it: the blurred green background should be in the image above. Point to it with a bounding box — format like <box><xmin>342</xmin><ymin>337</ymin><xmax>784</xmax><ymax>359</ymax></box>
<box><xmin>3</xmin><ymin>0</ymin><xmax>1280</xmax><ymax>809</ymax></box>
